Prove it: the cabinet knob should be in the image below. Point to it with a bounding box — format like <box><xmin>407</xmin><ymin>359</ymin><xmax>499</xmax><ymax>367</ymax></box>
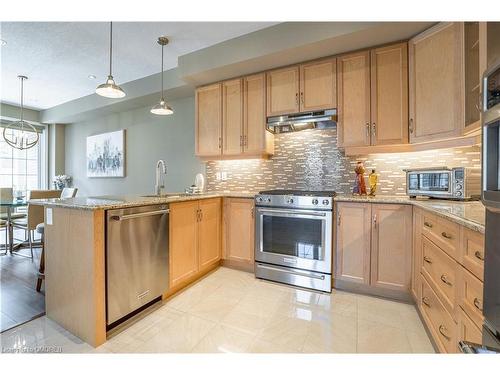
<box><xmin>424</xmin><ymin>221</ymin><xmax>433</xmax><ymax>228</ymax></box>
<box><xmin>474</xmin><ymin>250</ymin><xmax>484</xmax><ymax>261</ymax></box>
<box><xmin>440</xmin><ymin>274</ymin><xmax>453</xmax><ymax>286</ymax></box>
<box><xmin>371</xmin><ymin>123</ymin><xmax>376</xmax><ymax>137</ymax></box>
<box><xmin>473</xmin><ymin>297</ymin><xmax>483</xmax><ymax>311</ymax></box>
<box><xmin>366</xmin><ymin>122</ymin><xmax>370</xmax><ymax>139</ymax></box>
<box><xmin>441</xmin><ymin>231</ymin><xmax>452</xmax><ymax>239</ymax></box>
<box><xmin>438</xmin><ymin>325</ymin><xmax>451</xmax><ymax>340</ymax></box>
<box><xmin>409</xmin><ymin>118</ymin><xmax>414</xmax><ymax>134</ymax></box>
<box><xmin>423</xmin><ymin>256</ymin><xmax>433</xmax><ymax>264</ymax></box>
<box><xmin>422</xmin><ymin>296</ymin><xmax>431</xmax><ymax>307</ymax></box>
<box><xmin>295</xmin><ymin>92</ymin><xmax>299</xmax><ymax>107</ymax></box>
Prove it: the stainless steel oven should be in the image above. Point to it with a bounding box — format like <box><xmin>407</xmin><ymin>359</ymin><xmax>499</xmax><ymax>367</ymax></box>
<box><xmin>254</xmin><ymin>190</ymin><xmax>334</xmax><ymax>292</ymax></box>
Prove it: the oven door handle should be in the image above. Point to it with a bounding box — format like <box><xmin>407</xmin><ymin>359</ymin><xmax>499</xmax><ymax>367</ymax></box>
<box><xmin>256</xmin><ymin>264</ymin><xmax>326</xmax><ymax>280</ymax></box>
<box><xmin>256</xmin><ymin>208</ymin><xmax>328</xmax><ymax>217</ymax></box>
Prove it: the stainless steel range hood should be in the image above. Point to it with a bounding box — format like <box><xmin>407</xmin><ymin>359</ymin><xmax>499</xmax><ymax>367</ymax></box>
<box><xmin>266</xmin><ymin>109</ymin><xmax>337</xmax><ymax>134</ymax></box>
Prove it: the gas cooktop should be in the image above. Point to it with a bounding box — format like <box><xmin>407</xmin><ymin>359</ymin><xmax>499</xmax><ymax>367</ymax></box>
<box><xmin>258</xmin><ymin>189</ymin><xmax>337</xmax><ymax>197</ymax></box>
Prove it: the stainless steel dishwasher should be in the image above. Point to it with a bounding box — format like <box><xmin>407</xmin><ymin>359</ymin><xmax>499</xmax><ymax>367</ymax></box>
<box><xmin>106</xmin><ymin>204</ymin><xmax>169</xmax><ymax>326</ymax></box>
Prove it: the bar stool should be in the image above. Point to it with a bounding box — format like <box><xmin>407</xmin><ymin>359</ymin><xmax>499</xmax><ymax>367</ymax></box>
<box><xmin>36</xmin><ymin>223</ymin><xmax>45</xmax><ymax>292</ymax></box>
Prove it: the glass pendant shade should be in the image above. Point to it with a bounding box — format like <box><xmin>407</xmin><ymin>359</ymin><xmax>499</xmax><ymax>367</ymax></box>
<box><xmin>151</xmin><ymin>98</ymin><xmax>173</xmax><ymax>115</ymax></box>
<box><xmin>95</xmin><ymin>75</ymin><xmax>126</xmax><ymax>98</ymax></box>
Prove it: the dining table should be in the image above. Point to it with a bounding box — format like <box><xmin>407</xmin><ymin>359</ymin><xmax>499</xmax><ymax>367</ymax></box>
<box><xmin>0</xmin><ymin>198</ymin><xmax>28</xmax><ymax>254</ymax></box>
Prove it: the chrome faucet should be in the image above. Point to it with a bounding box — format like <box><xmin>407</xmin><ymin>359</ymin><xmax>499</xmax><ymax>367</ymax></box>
<box><xmin>155</xmin><ymin>159</ymin><xmax>167</xmax><ymax>195</ymax></box>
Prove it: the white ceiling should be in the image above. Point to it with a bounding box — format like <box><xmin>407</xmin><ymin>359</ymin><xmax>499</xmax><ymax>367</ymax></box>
<box><xmin>0</xmin><ymin>22</ymin><xmax>277</xmax><ymax>110</ymax></box>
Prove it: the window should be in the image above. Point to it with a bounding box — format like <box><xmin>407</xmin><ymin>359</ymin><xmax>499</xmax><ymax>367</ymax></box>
<box><xmin>0</xmin><ymin>127</ymin><xmax>44</xmax><ymax>196</ymax></box>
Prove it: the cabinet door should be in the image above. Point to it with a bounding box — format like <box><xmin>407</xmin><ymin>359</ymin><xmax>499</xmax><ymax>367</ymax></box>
<box><xmin>337</xmin><ymin>50</ymin><xmax>371</xmax><ymax>147</ymax></box>
<box><xmin>222</xmin><ymin>79</ymin><xmax>243</xmax><ymax>156</ymax></box>
<box><xmin>243</xmin><ymin>73</ymin><xmax>268</xmax><ymax>154</ymax></box>
<box><xmin>411</xmin><ymin>208</ymin><xmax>423</xmax><ymax>302</ymax></box>
<box><xmin>299</xmin><ymin>58</ymin><xmax>337</xmax><ymax>112</ymax></box>
<box><xmin>169</xmin><ymin>201</ymin><xmax>199</xmax><ymax>289</ymax></box>
<box><xmin>409</xmin><ymin>22</ymin><xmax>464</xmax><ymax>143</ymax></box>
<box><xmin>457</xmin><ymin>307</ymin><xmax>483</xmax><ymax>350</ymax></box>
<box><xmin>266</xmin><ymin>66</ymin><xmax>300</xmax><ymax>116</ymax></box>
<box><xmin>198</xmin><ymin>198</ymin><xmax>222</xmax><ymax>272</ymax></box>
<box><xmin>223</xmin><ymin>198</ymin><xmax>255</xmax><ymax>265</ymax></box>
<box><xmin>370</xmin><ymin>204</ymin><xmax>412</xmax><ymax>292</ymax></box>
<box><xmin>196</xmin><ymin>83</ymin><xmax>222</xmax><ymax>156</ymax></box>
<box><xmin>370</xmin><ymin>43</ymin><xmax>409</xmax><ymax>145</ymax></box>
<box><xmin>335</xmin><ymin>202</ymin><xmax>371</xmax><ymax>285</ymax></box>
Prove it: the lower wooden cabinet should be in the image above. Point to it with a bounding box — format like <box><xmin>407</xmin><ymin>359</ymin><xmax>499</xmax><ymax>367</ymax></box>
<box><xmin>335</xmin><ymin>202</ymin><xmax>412</xmax><ymax>298</ymax></box>
<box><xmin>457</xmin><ymin>306</ymin><xmax>483</xmax><ymax>350</ymax></box>
<box><xmin>223</xmin><ymin>198</ymin><xmax>255</xmax><ymax>270</ymax></box>
<box><xmin>168</xmin><ymin>198</ymin><xmax>221</xmax><ymax>292</ymax></box>
<box><xmin>411</xmin><ymin>208</ymin><xmax>423</xmax><ymax>301</ymax></box>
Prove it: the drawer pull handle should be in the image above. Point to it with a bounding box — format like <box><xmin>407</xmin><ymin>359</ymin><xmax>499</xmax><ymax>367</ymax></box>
<box><xmin>440</xmin><ymin>274</ymin><xmax>453</xmax><ymax>286</ymax></box>
<box><xmin>441</xmin><ymin>232</ymin><xmax>452</xmax><ymax>239</ymax></box>
<box><xmin>439</xmin><ymin>325</ymin><xmax>451</xmax><ymax>340</ymax></box>
<box><xmin>423</xmin><ymin>256</ymin><xmax>433</xmax><ymax>264</ymax></box>
<box><xmin>424</xmin><ymin>222</ymin><xmax>433</xmax><ymax>228</ymax></box>
<box><xmin>473</xmin><ymin>297</ymin><xmax>483</xmax><ymax>311</ymax></box>
<box><xmin>474</xmin><ymin>251</ymin><xmax>484</xmax><ymax>261</ymax></box>
<box><xmin>422</xmin><ymin>297</ymin><xmax>431</xmax><ymax>307</ymax></box>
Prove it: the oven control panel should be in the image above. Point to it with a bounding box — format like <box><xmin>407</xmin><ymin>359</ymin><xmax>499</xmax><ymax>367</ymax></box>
<box><xmin>255</xmin><ymin>194</ymin><xmax>333</xmax><ymax>210</ymax></box>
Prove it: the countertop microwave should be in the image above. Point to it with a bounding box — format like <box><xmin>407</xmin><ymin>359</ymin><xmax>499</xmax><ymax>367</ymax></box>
<box><xmin>405</xmin><ymin>167</ymin><xmax>481</xmax><ymax>200</ymax></box>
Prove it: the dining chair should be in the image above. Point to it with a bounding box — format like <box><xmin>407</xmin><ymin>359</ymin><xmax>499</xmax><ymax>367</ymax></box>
<box><xmin>0</xmin><ymin>219</ymin><xmax>8</xmax><ymax>255</ymax></box>
<box><xmin>60</xmin><ymin>187</ymin><xmax>78</xmax><ymax>198</ymax></box>
<box><xmin>11</xmin><ymin>190</ymin><xmax>62</xmax><ymax>258</ymax></box>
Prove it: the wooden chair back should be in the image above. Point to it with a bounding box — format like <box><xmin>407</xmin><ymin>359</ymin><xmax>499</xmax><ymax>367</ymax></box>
<box><xmin>0</xmin><ymin>188</ymin><xmax>13</xmax><ymax>215</ymax></box>
<box><xmin>61</xmin><ymin>188</ymin><xmax>78</xmax><ymax>198</ymax></box>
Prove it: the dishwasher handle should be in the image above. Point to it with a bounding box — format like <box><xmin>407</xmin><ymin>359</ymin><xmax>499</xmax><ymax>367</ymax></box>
<box><xmin>110</xmin><ymin>209</ymin><xmax>170</xmax><ymax>221</ymax></box>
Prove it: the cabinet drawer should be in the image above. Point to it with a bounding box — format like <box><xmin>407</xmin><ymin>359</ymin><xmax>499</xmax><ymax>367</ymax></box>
<box><xmin>421</xmin><ymin>236</ymin><xmax>457</xmax><ymax>316</ymax></box>
<box><xmin>457</xmin><ymin>307</ymin><xmax>482</xmax><ymax>349</ymax></box>
<box><xmin>458</xmin><ymin>265</ymin><xmax>484</xmax><ymax>328</ymax></box>
<box><xmin>460</xmin><ymin>228</ymin><xmax>485</xmax><ymax>281</ymax></box>
<box><xmin>420</xmin><ymin>275</ymin><xmax>457</xmax><ymax>353</ymax></box>
<box><xmin>422</xmin><ymin>211</ymin><xmax>460</xmax><ymax>259</ymax></box>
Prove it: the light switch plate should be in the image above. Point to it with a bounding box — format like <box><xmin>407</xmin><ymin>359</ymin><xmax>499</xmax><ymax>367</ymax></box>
<box><xmin>46</xmin><ymin>208</ymin><xmax>53</xmax><ymax>225</ymax></box>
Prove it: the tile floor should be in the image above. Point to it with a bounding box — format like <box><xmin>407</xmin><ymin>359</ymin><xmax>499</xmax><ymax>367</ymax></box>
<box><xmin>0</xmin><ymin>267</ymin><xmax>435</xmax><ymax>353</ymax></box>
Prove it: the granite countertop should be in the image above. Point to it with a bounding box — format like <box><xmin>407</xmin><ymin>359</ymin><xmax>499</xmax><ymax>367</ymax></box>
<box><xmin>334</xmin><ymin>194</ymin><xmax>485</xmax><ymax>233</ymax></box>
<box><xmin>30</xmin><ymin>191</ymin><xmax>258</xmax><ymax>210</ymax></box>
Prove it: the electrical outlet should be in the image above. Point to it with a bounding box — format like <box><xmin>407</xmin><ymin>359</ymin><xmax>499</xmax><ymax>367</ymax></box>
<box><xmin>215</xmin><ymin>172</ymin><xmax>221</xmax><ymax>181</ymax></box>
<box><xmin>221</xmin><ymin>171</ymin><xmax>228</xmax><ymax>181</ymax></box>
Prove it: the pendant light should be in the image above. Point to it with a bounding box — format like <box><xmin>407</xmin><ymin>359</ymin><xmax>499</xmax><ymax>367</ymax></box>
<box><xmin>2</xmin><ymin>76</ymin><xmax>39</xmax><ymax>150</ymax></box>
<box><xmin>151</xmin><ymin>36</ymin><xmax>173</xmax><ymax>115</ymax></box>
<box><xmin>96</xmin><ymin>22</ymin><xmax>125</xmax><ymax>98</ymax></box>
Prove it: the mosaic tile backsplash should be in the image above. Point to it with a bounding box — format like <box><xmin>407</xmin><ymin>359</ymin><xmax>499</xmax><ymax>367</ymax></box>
<box><xmin>205</xmin><ymin>128</ymin><xmax>481</xmax><ymax>196</ymax></box>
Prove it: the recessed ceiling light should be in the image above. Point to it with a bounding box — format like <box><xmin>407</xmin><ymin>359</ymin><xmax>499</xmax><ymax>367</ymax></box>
<box><xmin>88</xmin><ymin>74</ymin><xmax>96</xmax><ymax>80</ymax></box>
<box><xmin>0</xmin><ymin>39</ymin><xmax>7</xmax><ymax>46</ymax></box>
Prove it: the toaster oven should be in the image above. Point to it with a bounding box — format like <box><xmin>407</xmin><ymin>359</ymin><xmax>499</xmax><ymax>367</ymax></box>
<box><xmin>405</xmin><ymin>167</ymin><xmax>481</xmax><ymax>200</ymax></box>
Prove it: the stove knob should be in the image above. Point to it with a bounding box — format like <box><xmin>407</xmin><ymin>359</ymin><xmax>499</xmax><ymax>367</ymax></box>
<box><xmin>266</xmin><ymin>197</ymin><xmax>272</xmax><ymax>203</ymax></box>
<box><xmin>455</xmin><ymin>191</ymin><xmax>463</xmax><ymax>196</ymax></box>
<box><xmin>456</xmin><ymin>184</ymin><xmax>463</xmax><ymax>190</ymax></box>
<box><xmin>312</xmin><ymin>199</ymin><xmax>319</xmax><ymax>205</ymax></box>
<box><xmin>287</xmin><ymin>198</ymin><xmax>294</xmax><ymax>204</ymax></box>
<box><xmin>322</xmin><ymin>199</ymin><xmax>330</xmax><ymax>205</ymax></box>
<box><xmin>257</xmin><ymin>196</ymin><xmax>263</xmax><ymax>202</ymax></box>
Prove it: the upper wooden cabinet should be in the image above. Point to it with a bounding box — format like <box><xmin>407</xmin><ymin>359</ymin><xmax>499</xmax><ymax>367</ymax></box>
<box><xmin>222</xmin><ymin>79</ymin><xmax>243</xmax><ymax>156</ymax></box>
<box><xmin>337</xmin><ymin>51</ymin><xmax>371</xmax><ymax>147</ymax></box>
<box><xmin>223</xmin><ymin>198</ymin><xmax>255</xmax><ymax>270</ymax></box>
<box><xmin>409</xmin><ymin>22</ymin><xmax>464</xmax><ymax>143</ymax></box>
<box><xmin>195</xmin><ymin>83</ymin><xmax>222</xmax><ymax>157</ymax></box>
<box><xmin>266</xmin><ymin>58</ymin><xmax>337</xmax><ymax>117</ymax></box>
<box><xmin>266</xmin><ymin>66</ymin><xmax>300</xmax><ymax>116</ymax></box>
<box><xmin>243</xmin><ymin>73</ymin><xmax>274</xmax><ymax>155</ymax></box>
<box><xmin>299</xmin><ymin>58</ymin><xmax>337</xmax><ymax>112</ymax></box>
<box><xmin>338</xmin><ymin>44</ymin><xmax>408</xmax><ymax>148</ymax></box>
<box><xmin>370</xmin><ymin>43</ymin><xmax>409</xmax><ymax>146</ymax></box>
<box><xmin>196</xmin><ymin>74</ymin><xmax>273</xmax><ymax>159</ymax></box>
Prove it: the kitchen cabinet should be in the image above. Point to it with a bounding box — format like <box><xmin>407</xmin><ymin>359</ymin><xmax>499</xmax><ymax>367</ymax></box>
<box><xmin>195</xmin><ymin>83</ymin><xmax>222</xmax><ymax>157</ymax></box>
<box><xmin>370</xmin><ymin>204</ymin><xmax>412</xmax><ymax>292</ymax></box>
<box><xmin>299</xmin><ymin>58</ymin><xmax>337</xmax><ymax>112</ymax></box>
<box><xmin>222</xmin><ymin>79</ymin><xmax>243</xmax><ymax>156</ymax></box>
<box><xmin>335</xmin><ymin>202</ymin><xmax>372</xmax><ymax>285</ymax></box>
<box><xmin>196</xmin><ymin>74</ymin><xmax>273</xmax><ymax>159</ymax></box>
<box><xmin>409</xmin><ymin>22</ymin><xmax>464</xmax><ymax>143</ymax></box>
<box><xmin>464</xmin><ymin>22</ymin><xmax>482</xmax><ymax>133</ymax></box>
<box><xmin>335</xmin><ymin>202</ymin><xmax>412</xmax><ymax>298</ymax></box>
<box><xmin>370</xmin><ymin>43</ymin><xmax>409</xmax><ymax>145</ymax></box>
<box><xmin>198</xmin><ymin>198</ymin><xmax>222</xmax><ymax>273</ymax></box>
<box><xmin>338</xmin><ymin>44</ymin><xmax>408</xmax><ymax>148</ymax></box>
<box><xmin>411</xmin><ymin>208</ymin><xmax>423</xmax><ymax>301</ymax></box>
<box><xmin>169</xmin><ymin>198</ymin><xmax>221</xmax><ymax>291</ymax></box>
<box><xmin>243</xmin><ymin>73</ymin><xmax>274</xmax><ymax>155</ymax></box>
<box><xmin>266</xmin><ymin>58</ymin><xmax>337</xmax><ymax>116</ymax></box>
<box><xmin>223</xmin><ymin>198</ymin><xmax>255</xmax><ymax>270</ymax></box>
<box><xmin>337</xmin><ymin>50</ymin><xmax>371</xmax><ymax>147</ymax></box>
